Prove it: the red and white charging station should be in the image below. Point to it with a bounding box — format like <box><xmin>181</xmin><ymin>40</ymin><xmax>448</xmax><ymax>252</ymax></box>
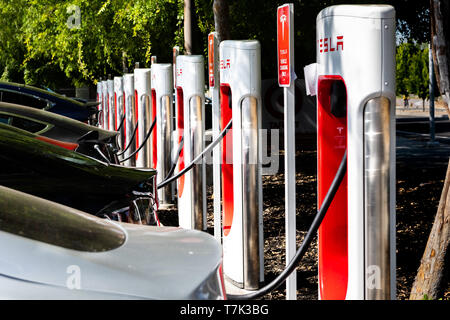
<box><xmin>134</xmin><ymin>68</ymin><xmax>152</xmax><ymax>168</ymax></box>
<box><xmin>114</xmin><ymin>76</ymin><xmax>125</xmax><ymax>154</ymax></box>
<box><xmin>175</xmin><ymin>55</ymin><xmax>206</xmax><ymax>231</ymax></box>
<box><xmin>220</xmin><ymin>40</ymin><xmax>264</xmax><ymax>290</ymax></box>
<box><xmin>316</xmin><ymin>5</ymin><xmax>396</xmax><ymax>300</ymax></box>
<box><xmin>123</xmin><ymin>73</ymin><xmax>136</xmax><ymax>167</ymax></box>
<box><xmin>96</xmin><ymin>81</ymin><xmax>103</xmax><ymax>128</ymax></box>
<box><xmin>208</xmin><ymin>32</ymin><xmax>222</xmax><ymax>243</ymax></box>
<box><xmin>151</xmin><ymin>63</ymin><xmax>174</xmax><ymax>207</ymax></box>
<box><xmin>107</xmin><ymin>79</ymin><xmax>115</xmax><ymax>131</ymax></box>
<box><xmin>101</xmin><ymin>80</ymin><xmax>108</xmax><ymax>130</ymax></box>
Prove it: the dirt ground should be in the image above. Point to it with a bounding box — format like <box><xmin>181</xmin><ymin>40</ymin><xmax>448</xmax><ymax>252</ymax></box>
<box><xmin>159</xmin><ymin>132</ymin><xmax>450</xmax><ymax>300</ymax></box>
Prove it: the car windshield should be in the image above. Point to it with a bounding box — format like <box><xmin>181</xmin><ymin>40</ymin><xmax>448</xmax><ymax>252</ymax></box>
<box><xmin>0</xmin><ymin>186</ymin><xmax>126</xmax><ymax>252</ymax></box>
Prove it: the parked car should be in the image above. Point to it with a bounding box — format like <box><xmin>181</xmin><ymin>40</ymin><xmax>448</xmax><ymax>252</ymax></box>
<box><xmin>0</xmin><ymin>101</ymin><xmax>119</xmax><ymax>163</ymax></box>
<box><xmin>0</xmin><ymin>81</ymin><xmax>98</xmax><ymax>123</ymax></box>
<box><xmin>0</xmin><ymin>185</ymin><xmax>225</xmax><ymax>299</ymax></box>
<box><xmin>0</xmin><ymin>123</ymin><xmax>158</xmax><ymax>225</ymax></box>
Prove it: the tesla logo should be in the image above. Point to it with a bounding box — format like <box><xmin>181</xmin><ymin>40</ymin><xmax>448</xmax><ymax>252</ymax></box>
<box><xmin>280</xmin><ymin>14</ymin><xmax>287</xmax><ymax>39</ymax></box>
<box><xmin>318</xmin><ymin>35</ymin><xmax>344</xmax><ymax>53</ymax></box>
<box><xmin>220</xmin><ymin>59</ymin><xmax>231</xmax><ymax>70</ymax></box>
<box><xmin>366</xmin><ymin>265</ymin><xmax>382</xmax><ymax>290</ymax></box>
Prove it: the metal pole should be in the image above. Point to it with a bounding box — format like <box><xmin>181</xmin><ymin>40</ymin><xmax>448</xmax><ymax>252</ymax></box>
<box><xmin>281</xmin><ymin>3</ymin><xmax>296</xmax><ymax>300</ymax></box>
<box><xmin>429</xmin><ymin>43</ymin><xmax>435</xmax><ymax>143</ymax></box>
<box><xmin>284</xmin><ymin>85</ymin><xmax>296</xmax><ymax>300</ymax></box>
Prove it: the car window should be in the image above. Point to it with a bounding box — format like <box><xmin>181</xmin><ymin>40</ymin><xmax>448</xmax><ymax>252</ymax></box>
<box><xmin>9</xmin><ymin>116</ymin><xmax>47</xmax><ymax>133</ymax></box>
<box><xmin>0</xmin><ymin>90</ymin><xmax>48</xmax><ymax>109</ymax></box>
<box><xmin>0</xmin><ymin>185</ymin><xmax>126</xmax><ymax>252</ymax></box>
<box><xmin>0</xmin><ymin>114</ymin><xmax>10</xmax><ymax>124</ymax></box>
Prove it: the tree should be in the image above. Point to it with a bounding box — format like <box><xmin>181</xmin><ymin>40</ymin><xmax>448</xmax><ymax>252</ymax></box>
<box><xmin>212</xmin><ymin>0</ymin><xmax>230</xmax><ymax>43</ymax></box>
<box><xmin>410</xmin><ymin>0</ymin><xmax>450</xmax><ymax>300</ymax></box>
<box><xmin>430</xmin><ymin>0</ymin><xmax>449</xmax><ymax>106</ymax></box>
<box><xmin>396</xmin><ymin>43</ymin><xmax>415</xmax><ymax>97</ymax></box>
<box><xmin>0</xmin><ymin>0</ymin><xmax>437</xmax><ymax>88</ymax></box>
<box><xmin>396</xmin><ymin>42</ymin><xmax>430</xmax><ymax>109</ymax></box>
<box><xmin>0</xmin><ymin>0</ymin><xmax>28</xmax><ymax>83</ymax></box>
<box><xmin>407</xmin><ymin>45</ymin><xmax>429</xmax><ymax>110</ymax></box>
<box><xmin>11</xmin><ymin>0</ymin><xmax>182</xmax><ymax>88</ymax></box>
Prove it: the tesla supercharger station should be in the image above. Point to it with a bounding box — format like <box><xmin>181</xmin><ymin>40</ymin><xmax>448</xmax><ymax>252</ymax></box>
<box><xmin>123</xmin><ymin>73</ymin><xmax>136</xmax><ymax>167</ymax></box>
<box><xmin>152</xmin><ymin>63</ymin><xmax>174</xmax><ymax>207</ymax></box>
<box><xmin>134</xmin><ymin>68</ymin><xmax>152</xmax><ymax>168</ymax></box>
<box><xmin>220</xmin><ymin>40</ymin><xmax>264</xmax><ymax>290</ymax></box>
<box><xmin>114</xmin><ymin>76</ymin><xmax>125</xmax><ymax>156</ymax></box>
<box><xmin>101</xmin><ymin>80</ymin><xmax>108</xmax><ymax>130</ymax></box>
<box><xmin>175</xmin><ymin>55</ymin><xmax>206</xmax><ymax>231</ymax></box>
<box><xmin>107</xmin><ymin>79</ymin><xmax>115</xmax><ymax>131</ymax></box>
<box><xmin>96</xmin><ymin>82</ymin><xmax>102</xmax><ymax>128</ymax></box>
<box><xmin>315</xmin><ymin>5</ymin><xmax>396</xmax><ymax>300</ymax></box>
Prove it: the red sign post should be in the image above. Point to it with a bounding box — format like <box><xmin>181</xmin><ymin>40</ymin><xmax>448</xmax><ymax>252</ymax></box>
<box><xmin>277</xmin><ymin>4</ymin><xmax>292</xmax><ymax>87</ymax></box>
<box><xmin>208</xmin><ymin>33</ymin><xmax>215</xmax><ymax>88</ymax></box>
<box><xmin>277</xmin><ymin>3</ymin><xmax>296</xmax><ymax>300</ymax></box>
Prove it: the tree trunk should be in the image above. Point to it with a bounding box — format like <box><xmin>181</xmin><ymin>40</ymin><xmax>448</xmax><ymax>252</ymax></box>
<box><xmin>122</xmin><ymin>51</ymin><xmax>128</xmax><ymax>74</ymax></box>
<box><xmin>410</xmin><ymin>159</ymin><xmax>450</xmax><ymax>299</ymax></box>
<box><xmin>213</xmin><ymin>0</ymin><xmax>231</xmax><ymax>43</ymax></box>
<box><xmin>184</xmin><ymin>0</ymin><xmax>192</xmax><ymax>55</ymax></box>
<box><xmin>430</xmin><ymin>0</ymin><xmax>450</xmax><ymax>106</ymax></box>
<box><xmin>411</xmin><ymin>0</ymin><xmax>450</xmax><ymax>299</ymax></box>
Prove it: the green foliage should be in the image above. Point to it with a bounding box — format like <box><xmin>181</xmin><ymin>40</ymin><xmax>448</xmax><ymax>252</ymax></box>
<box><xmin>408</xmin><ymin>45</ymin><xmax>429</xmax><ymax>102</ymax></box>
<box><xmin>0</xmin><ymin>0</ymin><xmax>27</xmax><ymax>83</ymax></box>
<box><xmin>0</xmin><ymin>0</ymin><xmax>432</xmax><ymax>89</ymax></box>
<box><xmin>396</xmin><ymin>42</ymin><xmax>429</xmax><ymax>101</ymax></box>
<box><xmin>0</xmin><ymin>0</ymin><xmax>182</xmax><ymax>88</ymax></box>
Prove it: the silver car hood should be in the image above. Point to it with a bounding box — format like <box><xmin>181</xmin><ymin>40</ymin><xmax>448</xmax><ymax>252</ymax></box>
<box><xmin>0</xmin><ymin>223</ymin><xmax>223</xmax><ymax>299</ymax></box>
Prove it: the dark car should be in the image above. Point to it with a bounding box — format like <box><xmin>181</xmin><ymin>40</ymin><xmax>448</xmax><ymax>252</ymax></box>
<box><xmin>0</xmin><ymin>123</ymin><xmax>158</xmax><ymax>225</ymax></box>
<box><xmin>0</xmin><ymin>102</ymin><xmax>119</xmax><ymax>163</ymax></box>
<box><xmin>0</xmin><ymin>81</ymin><xmax>98</xmax><ymax>123</ymax></box>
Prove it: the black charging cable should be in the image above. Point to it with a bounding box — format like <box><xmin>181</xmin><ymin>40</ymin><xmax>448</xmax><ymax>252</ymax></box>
<box><xmin>159</xmin><ymin>136</ymin><xmax>184</xmax><ymax>184</ymax></box>
<box><xmin>157</xmin><ymin>120</ymin><xmax>232</xmax><ymax>189</ymax></box>
<box><xmin>116</xmin><ymin>116</ymin><xmax>125</xmax><ymax>132</ymax></box>
<box><xmin>119</xmin><ymin>118</ymin><xmax>157</xmax><ymax>163</ymax></box>
<box><xmin>116</xmin><ymin>120</ymin><xmax>139</xmax><ymax>157</ymax></box>
<box><xmin>227</xmin><ymin>151</ymin><xmax>347</xmax><ymax>300</ymax></box>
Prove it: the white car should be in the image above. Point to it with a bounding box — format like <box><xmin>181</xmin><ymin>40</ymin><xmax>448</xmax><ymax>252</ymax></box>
<box><xmin>0</xmin><ymin>185</ymin><xmax>225</xmax><ymax>299</ymax></box>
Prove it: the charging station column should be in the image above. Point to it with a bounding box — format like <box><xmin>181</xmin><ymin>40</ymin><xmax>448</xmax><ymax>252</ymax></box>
<box><xmin>123</xmin><ymin>73</ymin><xmax>136</xmax><ymax>167</ymax></box>
<box><xmin>114</xmin><ymin>76</ymin><xmax>125</xmax><ymax>155</ymax></box>
<box><xmin>208</xmin><ymin>32</ymin><xmax>222</xmax><ymax>243</ymax></box>
<box><xmin>220</xmin><ymin>40</ymin><xmax>264</xmax><ymax>290</ymax></box>
<box><xmin>134</xmin><ymin>68</ymin><xmax>152</xmax><ymax>168</ymax></box>
<box><xmin>175</xmin><ymin>55</ymin><xmax>206</xmax><ymax>231</ymax></box>
<box><xmin>101</xmin><ymin>81</ymin><xmax>108</xmax><ymax>130</ymax></box>
<box><xmin>107</xmin><ymin>79</ymin><xmax>115</xmax><ymax>131</ymax></box>
<box><xmin>316</xmin><ymin>5</ymin><xmax>396</xmax><ymax>300</ymax></box>
<box><xmin>152</xmin><ymin>63</ymin><xmax>174</xmax><ymax>207</ymax></box>
<box><xmin>96</xmin><ymin>82</ymin><xmax>102</xmax><ymax>128</ymax></box>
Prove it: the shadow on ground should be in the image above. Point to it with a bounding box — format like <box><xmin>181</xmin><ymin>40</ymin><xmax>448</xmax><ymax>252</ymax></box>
<box><xmin>158</xmin><ymin>131</ymin><xmax>450</xmax><ymax>300</ymax></box>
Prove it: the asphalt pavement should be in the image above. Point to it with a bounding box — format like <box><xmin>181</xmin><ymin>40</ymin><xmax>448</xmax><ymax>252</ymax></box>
<box><xmin>396</xmin><ymin>103</ymin><xmax>450</xmax><ymax>168</ymax></box>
